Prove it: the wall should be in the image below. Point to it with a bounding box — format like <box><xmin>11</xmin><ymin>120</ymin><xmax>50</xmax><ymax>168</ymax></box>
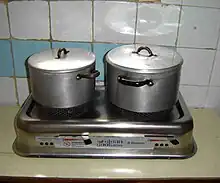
<box><xmin>0</xmin><ymin>0</ymin><xmax>220</xmax><ymax>108</ymax></box>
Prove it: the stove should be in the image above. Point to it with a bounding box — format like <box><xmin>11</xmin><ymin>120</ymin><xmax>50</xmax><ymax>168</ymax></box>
<box><xmin>13</xmin><ymin>84</ymin><xmax>196</xmax><ymax>159</ymax></box>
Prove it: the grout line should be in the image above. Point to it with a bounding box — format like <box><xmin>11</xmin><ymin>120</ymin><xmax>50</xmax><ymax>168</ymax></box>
<box><xmin>0</xmin><ymin>38</ymin><xmax>10</xmax><ymax>40</ymax></box>
<box><xmin>48</xmin><ymin>40</ymin><xmax>130</xmax><ymax>45</ymax></box>
<box><xmin>207</xmin><ymin>25</ymin><xmax>220</xmax><ymax>85</ymax></box>
<box><xmin>49</xmin><ymin>40</ymin><xmax>132</xmax><ymax>45</ymax></box>
<box><xmin>133</xmin><ymin>0</ymin><xmax>138</xmax><ymax>44</ymax></box>
<box><xmin>5</xmin><ymin>1</ymin><xmax>19</xmax><ymax>106</ymax></box>
<box><xmin>175</xmin><ymin>3</ymin><xmax>182</xmax><ymax>47</ymax></box>
<box><xmin>0</xmin><ymin>38</ymin><xmax>131</xmax><ymax>45</ymax></box>
<box><xmin>136</xmin><ymin>1</ymin><xmax>181</xmax><ymax>6</ymax></box>
<box><xmin>90</xmin><ymin>0</ymin><xmax>220</xmax><ymax>10</ymax></box>
<box><xmin>180</xmin><ymin>4</ymin><xmax>220</xmax><ymax>10</ymax></box>
<box><xmin>48</xmin><ymin>0</ymin><xmax>53</xmax><ymax>49</ymax></box>
<box><xmin>137</xmin><ymin>1</ymin><xmax>220</xmax><ymax>9</ymax></box>
<box><xmin>91</xmin><ymin>0</ymin><xmax>94</xmax><ymax>52</ymax></box>
<box><xmin>8</xmin><ymin>37</ymin><xmax>50</xmax><ymax>41</ymax></box>
<box><xmin>0</xmin><ymin>38</ymin><xmax>218</xmax><ymax>50</ymax></box>
<box><xmin>204</xmin><ymin>86</ymin><xmax>210</xmax><ymax>108</ymax></box>
<box><xmin>207</xmin><ymin>55</ymin><xmax>218</xmax><ymax>86</ymax></box>
<box><xmin>177</xmin><ymin>46</ymin><xmax>216</xmax><ymax>50</ymax></box>
<box><xmin>0</xmin><ymin>36</ymin><xmax>218</xmax><ymax>50</ymax></box>
<box><xmin>180</xmin><ymin>84</ymin><xmax>210</xmax><ymax>87</ymax></box>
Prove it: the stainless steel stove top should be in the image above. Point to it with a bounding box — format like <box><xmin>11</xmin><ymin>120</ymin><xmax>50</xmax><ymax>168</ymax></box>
<box><xmin>13</xmin><ymin>86</ymin><xmax>196</xmax><ymax>159</ymax></box>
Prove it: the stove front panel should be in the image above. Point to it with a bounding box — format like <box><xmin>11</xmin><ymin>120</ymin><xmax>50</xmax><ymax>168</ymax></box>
<box><xmin>13</xmin><ymin>129</ymin><xmax>196</xmax><ymax>159</ymax></box>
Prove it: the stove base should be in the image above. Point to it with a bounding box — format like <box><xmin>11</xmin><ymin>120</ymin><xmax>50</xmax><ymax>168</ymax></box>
<box><xmin>13</xmin><ymin>85</ymin><xmax>196</xmax><ymax>159</ymax></box>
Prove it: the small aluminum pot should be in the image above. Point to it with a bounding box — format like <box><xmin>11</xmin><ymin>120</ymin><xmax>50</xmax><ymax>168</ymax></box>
<box><xmin>105</xmin><ymin>44</ymin><xmax>183</xmax><ymax>113</ymax></box>
<box><xmin>28</xmin><ymin>48</ymin><xmax>100</xmax><ymax>108</ymax></box>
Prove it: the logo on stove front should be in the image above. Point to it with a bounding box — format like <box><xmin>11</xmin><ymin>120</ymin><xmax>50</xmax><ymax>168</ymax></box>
<box><xmin>97</xmin><ymin>139</ymin><xmax>123</xmax><ymax>147</ymax></box>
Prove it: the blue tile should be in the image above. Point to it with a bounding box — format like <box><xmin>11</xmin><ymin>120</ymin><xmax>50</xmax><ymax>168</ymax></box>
<box><xmin>0</xmin><ymin>40</ymin><xmax>13</xmax><ymax>77</ymax></box>
<box><xmin>12</xmin><ymin>40</ymin><xmax>50</xmax><ymax>77</ymax></box>
<box><xmin>93</xmin><ymin>43</ymin><xmax>123</xmax><ymax>80</ymax></box>
<box><xmin>52</xmin><ymin>42</ymin><xmax>92</xmax><ymax>52</ymax></box>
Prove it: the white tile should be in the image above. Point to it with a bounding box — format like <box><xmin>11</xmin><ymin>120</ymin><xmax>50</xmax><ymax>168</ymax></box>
<box><xmin>178</xmin><ymin>7</ymin><xmax>220</xmax><ymax>48</ymax></box>
<box><xmin>8</xmin><ymin>1</ymin><xmax>49</xmax><ymax>39</ymax></box>
<box><xmin>138</xmin><ymin>0</ymin><xmax>181</xmax><ymax>4</ymax></box>
<box><xmin>51</xmin><ymin>1</ymin><xmax>92</xmax><ymax>41</ymax></box>
<box><xmin>182</xmin><ymin>0</ymin><xmax>220</xmax><ymax>8</ymax></box>
<box><xmin>136</xmin><ymin>4</ymin><xmax>180</xmax><ymax>46</ymax></box>
<box><xmin>206</xmin><ymin>86</ymin><xmax>220</xmax><ymax>108</ymax></box>
<box><xmin>0</xmin><ymin>78</ymin><xmax>17</xmax><ymax>106</ymax></box>
<box><xmin>16</xmin><ymin>78</ymin><xmax>30</xmax><ymax>105</ymax></box>
<box><xmin>0</xmin><ymin>4</ymin><xmax>10</xmax><ymax>38</ymax></box>
<box><xmin>180</xmin><ymin>85</ymin><xmax>208</xmax><ymax>108</ymax></box>
<box><xmin>94</xmin><ymin>1</ymin><xmax>136</xmax><ymax>43</ymax></box>
<box><xmin>161</xmin><ymin>0</ymin><xmax>181</xmax><ymax>5</ymax></box>
<box><xmin>210</xmin><ymin>51</ymin><xmax>220</xmax><ymax>86</ymax></box>
<box><xmin>177</xmin><ymin>48</ymin><xmax>215</xmax><ymax>85</ymax></box>
<box><xmin>218</xmin><ymin>38</ymin><xmax>220</xmax><ymax>50</ymax></box>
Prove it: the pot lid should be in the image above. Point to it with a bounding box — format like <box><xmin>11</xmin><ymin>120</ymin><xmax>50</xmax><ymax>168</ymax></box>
<box><xmin>28</xmin><ymin>48</ymin><xmax>95</xmax><ymax>71</ymax></box>
<box><xmin>106</xmin><ymin>44</ymin><xmax>183</xmax><ymax>72</ymax></box>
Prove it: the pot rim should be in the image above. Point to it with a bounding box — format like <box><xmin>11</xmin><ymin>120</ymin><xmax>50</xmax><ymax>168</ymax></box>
<box><xmin>105</xmin><ymin>58</ymin><xmax>182</xmax><ymax>74</ymax></box>
<box><xmin>28</xmin><ymin>62</ymin><xmax>95</xmax><ymax>73</ymax></box>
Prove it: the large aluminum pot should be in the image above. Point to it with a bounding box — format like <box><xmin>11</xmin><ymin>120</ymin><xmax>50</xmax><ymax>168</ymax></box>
<box><xmin>28</xmin><ymin>48</ymin><xmax>100</xmax><ymax>108</ymax></box>
<box><xmin>105</xmin><ymin>44</ymin><xmax>183</xmax><ymax>113</ymax></box>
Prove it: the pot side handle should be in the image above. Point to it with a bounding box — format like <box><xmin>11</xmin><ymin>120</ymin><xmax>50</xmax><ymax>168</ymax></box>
<box><xmin>117</xmin><ymin>76</ymin><xmax>154</xmax><ymax>87</ymax></box>
<box><xmin>76</xmin><ymin>70</ymin><xmax>100</xmax><ymax>80</ymax></box>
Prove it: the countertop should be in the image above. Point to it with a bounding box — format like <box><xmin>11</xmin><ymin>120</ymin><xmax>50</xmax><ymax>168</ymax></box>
<box><xmin>0</xmin><ymin>106</ymin><xmax>220</xmax><ymax>179</ymax></box>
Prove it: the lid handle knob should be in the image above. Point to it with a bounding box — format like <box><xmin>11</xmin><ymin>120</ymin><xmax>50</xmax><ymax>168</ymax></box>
<box><xmin>132</xmin><ymin>46</ymin><xmax>157</xmax><ymax>57</ymax></box>
<box><xmin>56</xmin><ymin>48</ymin><xmax>69</xmax><ymax>59</ymax></box>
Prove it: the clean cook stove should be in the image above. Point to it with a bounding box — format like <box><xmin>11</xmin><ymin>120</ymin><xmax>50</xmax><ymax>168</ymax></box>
<box><xmin>13</xmin><ymin>84</ymin><xmax>197</xmax><ymax>159</ymax></box>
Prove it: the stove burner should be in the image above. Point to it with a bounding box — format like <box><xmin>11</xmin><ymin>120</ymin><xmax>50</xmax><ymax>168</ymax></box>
<box><xmin>108</xmin><ymin>103</ymin><xmax>172</xmax><ymax>121</ymax></box>
<box><xmin>35</xmin><ymin>102</ymin><xmax>92</xmax><ymax>120</ymax></box>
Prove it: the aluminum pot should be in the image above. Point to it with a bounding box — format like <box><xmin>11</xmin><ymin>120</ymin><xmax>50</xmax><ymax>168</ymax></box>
<box><xmin>105</xmin><ymin>44</ymin><xmax>183</xmax><ymax>113</ymax></box>
<box><xmin>28</xmin><ymin>48</ymin><xmax>100</xmax><ymax>108</ymax></box>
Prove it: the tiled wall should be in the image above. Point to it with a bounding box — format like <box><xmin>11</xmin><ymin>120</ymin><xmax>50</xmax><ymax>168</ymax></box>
<box><xmin>0</xmin><ymin>0</ymin><xmax>220</xmax><ymax>109</ymax></box>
